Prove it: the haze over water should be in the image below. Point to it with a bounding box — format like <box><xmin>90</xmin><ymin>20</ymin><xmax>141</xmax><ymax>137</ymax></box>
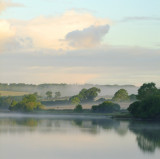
<box><xmin>0</xmin><ymin>114</ymin><xmax>160</xmax><ymax>159</ymax></box>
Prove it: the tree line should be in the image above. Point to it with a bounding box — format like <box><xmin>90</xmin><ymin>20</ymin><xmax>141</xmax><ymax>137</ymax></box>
<box><xmin>1</xmin><ymin>82</ymin><xmax>160</xmax><ymax>119</ymax></box>
<box><xmin>128</xmin><ymin>82</ymin><xmax>160</xmax><ymax>119</ymax></box>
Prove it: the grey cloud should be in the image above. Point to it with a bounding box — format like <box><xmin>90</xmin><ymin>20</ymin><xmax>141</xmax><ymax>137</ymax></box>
<box><xmin>3</xmin><ymin>37</ymin><xmax>33</xmax><ymax>52</ymax></box>
<box><xmin>65</xmin><ymin>24</ymin><xmax>110</xmax><ymax>48</ymax></box>
<box><xmin>1</xmin><ymin>46</ymin><xmax>160</xmax><ymax>85</ymax></box>
<box><xmin>2</xmin><ymin>46</ymin><xmax>160</xmax><ymax>70</ymax></box>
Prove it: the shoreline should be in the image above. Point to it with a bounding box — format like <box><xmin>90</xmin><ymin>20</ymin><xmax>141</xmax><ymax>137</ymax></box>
<box><xmin>1</xmin><ymin>110</ymin><xmax>160</xmax><ymax>121</ymax></box>
<box><xmin>0</xmin><ymin>111</ymin><xmax>111</xmax><ymax>120</ymax></box>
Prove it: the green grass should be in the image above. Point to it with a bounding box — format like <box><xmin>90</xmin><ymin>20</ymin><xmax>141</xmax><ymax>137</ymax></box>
<box><xmin>0</xmin><ymin>91</ymin><xmax>29</xmax><ymax>96</ymax></box>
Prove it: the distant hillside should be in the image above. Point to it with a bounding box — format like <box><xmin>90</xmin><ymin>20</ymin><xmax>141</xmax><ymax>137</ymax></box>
<box><xmin>0</xmin><ymin>83</ymin><xmax>138</xmax><ymax>97</ymax></box>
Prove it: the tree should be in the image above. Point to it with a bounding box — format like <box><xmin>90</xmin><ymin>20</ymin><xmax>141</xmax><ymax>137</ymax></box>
<box><xmin>78</xmin><ymin>87</ymin><xmax>101</xmax><ymax>102</ymax></box>
<box><xmin>69</xmin><ymin>87</ymin><xmax>101</xmax><ymax>104</ymax></box>
<box><xmin>128</xmin><ymin>95</ymin><xmax>160</xmax><ymax>119</ymax></box>
<box><xmin>23</xmin><ymin>94</ymin><xmax>37</xmax><ymax>102</ymax></box>
<box><xmin>70</xmin><ymin>96</ymin><xmax>80</xmax><ymax>105</ymax></box>
<box><xmin>55</xmin><ymin>92</ymin><xmax>61</xmax><ymax>99</ymax></box>
<box><xmin>46</xmin><ymin>91</ymin><xmax>52</xmax><ymax>100</ymax></box>
<box><xmin>33</xmin><ymin>92</ymin><xmax>41</xmax><ymax>100</ymax></box>
<box><xmin>74</xmin><ymin>104</ymin><xmax>83</xmax><ymax>113</ymax></box>
<box><xmin>85</xmin><ymin>87</ymin><xmax>101</xmax><ymax>101</ymax></box>
<box><xmin>137</xmin><ymin>82</ymin><xmax>158</xmax><ymax>100</ymax></box>
<box><xmin>129</xmin><ymin>94</ymin><xmax>137</xmax><ymax>101</ymax></box>
<box><xmin>92</xmin><ymin>101</ymin><xmax>120</xmax><ymax>113</ymax></box>
<box><xmin>78</xmin><ymin>88</ymin><xmax>88</xmax><ymax>101</ymax></box>
<box><xmin>0</xmin><ymin>96</ymin><xmax>12</xmax><ymax>109</ymax></box>
<box><xmin>10</xmin><ymin>100</ymin><xmax>17</xmax><ymax>108</ymax></box>
<box><xmin>9</xmin><ymin>94</ymin><xmax>44</xmax><ymax>112</ymax></box>
<box><xmin>112</xmin><ymin>89</ymin><xmax>129</xmax><ymax>102</ymax></box>
<box><xmin>128</xmin><ymin>83</ymin><xmax>160</xmax><ymax>119</ymax></box>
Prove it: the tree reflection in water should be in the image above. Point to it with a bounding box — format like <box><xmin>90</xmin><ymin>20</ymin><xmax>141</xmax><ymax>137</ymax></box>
<box><xmin>129</xmin><ymin>121</ymin><xmax>160</xmax><ymax>153</ymax></box>
<box><xmin>0</xmin><ymin>115</ymin><xmax>160</xmax><ymax>153</ymax></box>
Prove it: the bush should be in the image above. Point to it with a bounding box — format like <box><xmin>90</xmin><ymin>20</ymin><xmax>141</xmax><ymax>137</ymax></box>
<box><xmin>92</xmin><ymin>101</ymin><xmax>120</xmax><ymax>113</ymax></box>
<box><xmin>74</xmin><ymin>104</ymin><xmax>83</xmax><ymax>113</ymax></box>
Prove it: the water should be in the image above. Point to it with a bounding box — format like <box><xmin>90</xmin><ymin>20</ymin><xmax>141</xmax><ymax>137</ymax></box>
<box><xmin>0</xmin><ymin>113</ymin><xmax>160</xmax><ymax>159</ymax></box>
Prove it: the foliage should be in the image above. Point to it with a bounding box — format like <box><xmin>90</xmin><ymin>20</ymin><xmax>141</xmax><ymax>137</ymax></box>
<box><xmin>129</xmin><ymin>94</ymin><xmax>137</xmax><ymax>101</ymax></box>
<box><xmin>0</xmin><ymin>96</ymin><xmax>13</xmax><ymax>109</ymax></box>
<box><xmin>55</xmin><ymin>91</ymin><xmax>61</xmax><ymax>99</ymax></box>
<box><xmin>137</xmin><ymin>82</ymin><xmax>158</xmax><ymax>100</ymax></box>
<box><xmin>69</xmin><ymin>87</ymin><xmax>101</xmax><ymax>103</ymax></box>
<box><xmin>95</xmin><ymin>98</ymin><xmax>107</xmax><ymax>103</ymax></box>
<box><xmin>78</xmin><ymin>88</ymin><xmax>88</xmax><ymax>101</ymax></box>
<box><xmin>33</xmin><ymin>92</ymin><xmax>42</xmax><ymax>100</ymax></box>
<box><xmin>9</xmin><ymin>94</ymin><xmax>44</xmax><ymax>112</ymax></box>
<box><xmin>74</xmin><ymin>104</ymin><xmax>83</xmax><ymax>113</ymax></box>
<box><xmin>128</xmin><ymin>95</ymin><xmax>160</xmax><ymax>119</ymax></box>
<box><xmin>46</xmin><ymin>91</ymin><xmax>52</xmax><ymax>99</ymax></box>
<box><xmin>81</xmin><ymin>87</ymin><xmax>101</xmax><ymax>101</ymax></box>
<box><xmin>112</xmin><ymin>89</ymin><xmax>129</xmax><ymax>102</ymax></box>
<box><xmin>91</xmin><ymin>101</ymin><xmax>120</xmax><ymax>113</ymax></box>
<box><xmin>10</xmin><ymin>100</ymin><xmax>18</xmax><ymax>107</ymax></box>
<box><xmin>70</xmin><ymin>96</ymin><xmax>80</xmax><ymax>105</ymax></box>
<box><xmin>128</xmin><ymin>82</ymin><xmax>160</xmax><ymax>119</ymax></box>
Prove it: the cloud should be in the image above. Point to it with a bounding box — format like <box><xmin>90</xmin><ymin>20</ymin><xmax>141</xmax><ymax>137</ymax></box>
<box><xmin>121</xmin><ymin>16</ymin><xmax>160</xmax><ymax>22</ymax></box>
<box><xmin>1</xmin><ymin>46</ymin><xmax>160</xmax><ymax>85</ymax></box>
<box><xmin>3</xmin><ymin>37</ymin><xmax>33</xmax><ymax>52</ymax></box>
<box><xmin>0</xmin><ymin>1</ymin><xmax>23</xmax><ymax>52</ymax></box>
<box><xmin>0</xmin><ymin>20</ymin><xmax>15</xmax><ymax>52</ymax></box>
<box><xmin>0</xmin><ymin>0</ymin><xmax>23</xmax><ymax>14</ymax></box>
<box><xmin>2</xmin><ymin>10</ymin><xmax>111</xmax><ymax>52</ymax></box>
<box><xmin>0</xmin><ymin>20</ymin><xmax>14</xmax><ymax>40</ymax></box>
<box><xmin>65</xmin><ymin>25</ymin><xmax>110</xmax><ymax>49</ymax></box>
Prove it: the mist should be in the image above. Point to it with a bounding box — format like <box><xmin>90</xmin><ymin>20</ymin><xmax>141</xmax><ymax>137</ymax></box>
<box><xmin>0</xmin><ymin>83</ymin><xmax>138</xmax><ymax>97</ymax></box>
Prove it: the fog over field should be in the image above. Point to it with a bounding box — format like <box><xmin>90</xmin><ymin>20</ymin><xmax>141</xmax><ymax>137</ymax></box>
<box><xmin>0</xmin><ymin>83</ymin><xmax>138</xmax><ymax>97</ymax></box>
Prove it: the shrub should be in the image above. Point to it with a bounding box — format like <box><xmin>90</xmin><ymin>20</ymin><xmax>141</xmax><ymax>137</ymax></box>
<box><xmin>92</xmin><ymin>101</ymin><xmax>120</xmax><ymax>113</ymax></box>
<box><xmin>74</xmin><ymin>104</ymin><xmax>83</xmax><ymax>113</ymax></box>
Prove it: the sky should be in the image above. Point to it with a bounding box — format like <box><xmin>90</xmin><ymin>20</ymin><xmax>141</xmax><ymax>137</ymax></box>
<box><xmin>0</xmin><ymin>0</ymin><xmax>160</xmax><ymax>86</ymax></box>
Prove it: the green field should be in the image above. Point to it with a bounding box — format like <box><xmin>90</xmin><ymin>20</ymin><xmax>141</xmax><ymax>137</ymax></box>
<box><xmin>0</xmin><ymin>91</ymin><xmax>29</xmax><ymax>96</ymax></box>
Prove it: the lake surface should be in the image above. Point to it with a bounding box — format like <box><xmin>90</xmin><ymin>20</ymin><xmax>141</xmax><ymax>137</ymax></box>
<box><xmin>0</xmin><ymin>113</ymin><xmax>160</xmax><ymax>159</ymax></box>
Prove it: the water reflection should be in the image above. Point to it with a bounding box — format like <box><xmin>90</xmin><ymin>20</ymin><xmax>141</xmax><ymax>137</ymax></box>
<box><xmin>129</xmin><ymin>121</ymin><xmax>160</xmax><ymax>153</ymax></box>
<box><xmin>0</xmin><ymin>114</ymin><xmax>160</xmax><ymax>154</ymax></box>
<box><xmin>73</xmin><ymin>119</ymin><xmax>129</xmax><ymax>135</ymax></box>
<box><xmin>0</xmin><ymin>117</ymin><xmax>128</xmax><ymax>135</ymax></box>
